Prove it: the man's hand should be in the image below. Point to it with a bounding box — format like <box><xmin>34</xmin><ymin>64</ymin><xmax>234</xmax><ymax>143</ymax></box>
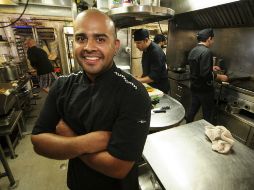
<box><xmin>213</xmin><ymin>66</ymin><xmax>221</xmax><ymax>71</ymax></box>
<box><xmin>56</xmin><ymin>119</ymin><xmax>76</xmax><ymax>137</ymax></box>
<box><xmin>135</xmin><ymin>76</ymin><xmax>153</xmax><ymax>83</ymax></box>
<box><xmin>217</xmin><ymin>74</ymin><xmax>228</xmax><ymax>82</ymax></box>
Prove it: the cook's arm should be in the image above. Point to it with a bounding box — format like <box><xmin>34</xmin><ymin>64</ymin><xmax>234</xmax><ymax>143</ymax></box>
<box><xmin>31</xmin><ymin>130</ymin><xmax>110</xmax><ymax>160</ymax></box>
<box><xmin>55</xmin><ymin>120</ymin><xmax>134</xmax><ymax>179</ymax></box>
<box><xmin>80</xmin><ymin>152</ymin><xmax>134</xmax><ymax>179</ymax></box>
<box><xmin>135</xmin><ymin>76</ymin><xmax>153</xmax><ymax>83</ymax></box>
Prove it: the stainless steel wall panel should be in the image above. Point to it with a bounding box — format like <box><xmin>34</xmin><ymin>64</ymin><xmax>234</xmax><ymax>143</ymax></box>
<box><xmin>167</xmin><ymin>27</ymin><xmax>254</xmax><ymax>77</ymax></box>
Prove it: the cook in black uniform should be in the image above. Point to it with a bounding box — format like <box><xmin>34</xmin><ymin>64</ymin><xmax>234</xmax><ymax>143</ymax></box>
<box><xmin>31</xmin><ymin>9</ymin><xmax>151</xmax><ymax>190</ymax></box>
<box><xmin>186</xmin><ymin>28</ymin><xmax>228</xmax><ymax>124</ymax></box>
<box><xmin>154</xmin><ymin>34</ymin><xmax>167</xmax><ymax>49</ymax></box>
<box><xmin>25</xmin><ymin>38</ymin><xmax>56</xmax><ymax>93</ymax></box>
<box><xmin>133</xmin><ymin>29</ymin><xmax>170</xmax><ymax>94</ymax></box>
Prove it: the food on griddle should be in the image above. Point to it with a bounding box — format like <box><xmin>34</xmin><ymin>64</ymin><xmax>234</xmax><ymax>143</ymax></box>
<box><xmin>146</xmin><ymin>86</ymin><xmax>154</xmax><ymax>92</ymax></box>
<box><xmin>0</xmin><ymin>88</ymin><xmax>7</xmax><ymax>94</ymax></box>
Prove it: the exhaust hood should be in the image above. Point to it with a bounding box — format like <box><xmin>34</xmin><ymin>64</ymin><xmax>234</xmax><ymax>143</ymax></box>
<box><xmin>171</xmin><ymin>0</ymin><xmax>254</xmax><ymax>29</ymax></box>
<box><xmin>107</xmin><ymin>5</ymin><xmax>175</xmax><ymax>29</ymax></box>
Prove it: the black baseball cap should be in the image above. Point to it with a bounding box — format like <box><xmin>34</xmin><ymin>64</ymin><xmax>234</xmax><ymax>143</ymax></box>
<box><xmin>197</xmin><ymin>28</ymin><xmax>214</xmax><ymax>41</ymax></box>
<box><xmin>154</xmin><ymin>34</ymin><xmax>167</xmax><ymax>43</ymax></box>
<box><xmin>133</xmin><ymin>29</ymin><xmax>149</xmax><ymax>41</ymax></box>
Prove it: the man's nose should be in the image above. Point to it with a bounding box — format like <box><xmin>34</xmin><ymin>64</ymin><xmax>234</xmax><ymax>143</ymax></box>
<box><xmin>84</xmin><ymin>39</ymin><xmax>96</xmax><ymax>51</ymax></box>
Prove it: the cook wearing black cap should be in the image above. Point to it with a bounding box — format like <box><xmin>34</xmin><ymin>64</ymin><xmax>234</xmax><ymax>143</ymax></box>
<box><xmin>186</xmin><ymin>28</ymin><xmax>228</xmax><ymax>124</ymax></box>
<box><xmin>154</xmin><ymin>34</ymin><xmax>167</xmax><ymax>48</ymax></box>
<box><xmin>133</xmin><ymin>29</ymin><xmax>169</xmax><ymax>94</ymax></box>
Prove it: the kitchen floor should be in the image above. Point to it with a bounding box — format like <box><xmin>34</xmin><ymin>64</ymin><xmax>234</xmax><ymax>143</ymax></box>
<box><xmin>0</xmin><ymin>90</ymin><xmax>68</xmax><ymax>190</ymax></box>
<box><xmin>0</xmin><ymin>89</ymin><xmax>169</xmax><ymax>190</ymax></box>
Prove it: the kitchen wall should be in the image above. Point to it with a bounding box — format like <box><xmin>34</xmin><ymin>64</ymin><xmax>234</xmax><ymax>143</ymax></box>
<box><xmin>212</xmin><ymin>27</ymin><xmax>254</xmax><ymax>77</ymax></box>
<box><xmin>167</xmin><ymin>27</ymin><xmax>254</xmax><ymax>77</ymax></box>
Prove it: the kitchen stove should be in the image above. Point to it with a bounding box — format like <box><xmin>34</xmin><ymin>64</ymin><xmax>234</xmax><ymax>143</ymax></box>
<box><xmin>230</xmin><ymin>80</ymin><xmax>254</xmax><ymax>92</ymax></box>
<box><xmin>220</xmin><ymin>79</ymin><xmax>254</xmax><ymax>114</ymax></box>
<box><xmin>216</xmin><ymin>78</ymin><xmax>254</xmax><ymax>148</ymax></box>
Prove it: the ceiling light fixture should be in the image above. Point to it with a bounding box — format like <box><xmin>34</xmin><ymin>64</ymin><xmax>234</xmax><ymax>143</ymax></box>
<box><xmin>0</xmin><ymin>0</ymin><xmax>18</xmax><ymax>6</ymax></box>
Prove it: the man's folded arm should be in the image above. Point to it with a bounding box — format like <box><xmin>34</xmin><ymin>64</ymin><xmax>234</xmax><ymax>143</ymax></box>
<box><xmin>31</xmin><ymin>130</ymin><xmax>111</xmax><ymax>160</ymax></box>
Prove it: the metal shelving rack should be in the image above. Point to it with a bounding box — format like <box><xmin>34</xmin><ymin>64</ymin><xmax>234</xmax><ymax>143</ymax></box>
<box><xmin>36</xmin><ymin>27</ymin><xmax>55</xmax><ymax>41</ymax></box>
<box><xmin>11</xmin><ymin>26</ymin><xmax>56</xmax><ymax>60</ymax></box>
<box><xmin>12</xmin><ymin>26</ymin><xmax>34</xmax><ymax>60</ymax></box>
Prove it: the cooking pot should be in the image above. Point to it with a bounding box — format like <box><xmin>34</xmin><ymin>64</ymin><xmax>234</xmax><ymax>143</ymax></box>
<box><xmin>3</xmin><ymin>64</ymin><xmax>20</xmax><ymax>81</ymax></box>
<box><xmin>6</xmin><ymin>64</ymin><xmax>20</xmax><ymax>81</ymax></box>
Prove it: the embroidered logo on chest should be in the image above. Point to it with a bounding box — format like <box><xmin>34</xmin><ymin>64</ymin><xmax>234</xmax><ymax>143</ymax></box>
<box><xmin>114</xmin><ymin>72</ymin><xmax>137</xmax><ymax>90</ymax></box>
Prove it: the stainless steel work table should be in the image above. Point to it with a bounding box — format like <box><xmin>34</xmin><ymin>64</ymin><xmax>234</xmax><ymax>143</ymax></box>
<box><xmin>150</xmin><ymin>94</ymin><xmax>185</xmax><ymax>131</ymax></box>
<box><xmin>143</xmin><ymin>119</ymin><xmax>254</xmax><ymax>190</ymax></box>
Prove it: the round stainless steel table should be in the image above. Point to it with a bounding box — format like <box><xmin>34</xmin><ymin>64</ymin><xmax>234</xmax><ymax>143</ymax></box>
<box><xmin>150</xmin><ymin>94</ymin><xmax>185</xmax><ymax>131</ymax></box>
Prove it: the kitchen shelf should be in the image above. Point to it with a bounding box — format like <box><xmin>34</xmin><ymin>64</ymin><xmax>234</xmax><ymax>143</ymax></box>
<box><xmin>36</xmin><ymin>27</ymin><xmax>55</xmax><ymax>40</ymax></box>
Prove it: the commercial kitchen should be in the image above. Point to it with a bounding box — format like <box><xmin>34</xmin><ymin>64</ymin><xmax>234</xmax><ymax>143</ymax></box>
<box><xmin>0</xmin><ymin>0</ymin><xmax>254</xmax><ymax>190</ymax></box>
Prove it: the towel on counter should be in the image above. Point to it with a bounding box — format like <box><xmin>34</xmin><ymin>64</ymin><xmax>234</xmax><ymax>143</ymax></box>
<box><xmin>205</xmin><ymin>125</ymin><xmax>235</xmax><ymax>154</ymax></box>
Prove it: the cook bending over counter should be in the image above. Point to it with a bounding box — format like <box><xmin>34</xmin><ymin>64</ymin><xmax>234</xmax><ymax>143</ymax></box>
<box><xmin>133</xmin><ymin>29</ymin><xmax>170</xmax><ymax>94</ymax></box>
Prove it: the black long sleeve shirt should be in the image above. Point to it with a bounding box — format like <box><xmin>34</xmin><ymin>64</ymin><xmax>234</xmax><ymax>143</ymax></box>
<box><xmin>188</xmin><ymin>44</ymin><xmax>217</xmax><ymax>92</ymax></box>
<box><xmin>27</xmin><ymin>46</ymin><xmax>53</xmax><ymax>75</ymax></box>
<box><xmin>142</xmin><ymin>42</ymin><xmax>169</xmax><ymax>93</ymax></box>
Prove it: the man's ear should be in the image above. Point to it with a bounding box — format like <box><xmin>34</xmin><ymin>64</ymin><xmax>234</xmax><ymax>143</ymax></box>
<box><xmin>115</xmin><ymin>39</ymin><xmax>120</xmax><ymax>54</ymax></box>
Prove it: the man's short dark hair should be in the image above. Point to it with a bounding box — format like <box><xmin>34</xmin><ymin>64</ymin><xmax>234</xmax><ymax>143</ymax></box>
<box><xmin>154</xmin><ymin>34</ymin><xmax>167</xmax><ymax>44</ymax></box>
<box><xmin>197</xmin><ymin>28</ymin><xmax>214</xmax><ymax>42</ymax></box>
<box><xmin>133</xmin><ymin>29</ymin><xmax>149</xmax><ymax>41</ymax></box>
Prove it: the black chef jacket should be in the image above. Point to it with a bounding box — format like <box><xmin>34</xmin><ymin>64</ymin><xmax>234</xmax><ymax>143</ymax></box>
<box><xmin>32</xmin><ymin>64</ymin><xmax>151</xmax><ymax>190</ymax></box>
<box><xmin>27</xmin><ymin>46</ymin><xmax>53</xmax><ymax>75</ymax></box>
<box><xmin>188</xmin><ymin>44</ymin><xmax>217</xmax><ymax>92</ymax></box>
<box><xmin>142</xmin><ymin>42</ymin><xmax>169</xmax><ymax>93</ymax></box>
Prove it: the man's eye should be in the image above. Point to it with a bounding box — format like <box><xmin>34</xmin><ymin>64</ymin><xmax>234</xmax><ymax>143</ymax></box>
<box><xmin>96</xmin><ymin>37</ymin><xmax>106</xmax><ymax>43</ymax></box>
<box><xmin>75</xmin><ymin>36</ymin><xmax>86</xmax><ymax>43</ymax></box>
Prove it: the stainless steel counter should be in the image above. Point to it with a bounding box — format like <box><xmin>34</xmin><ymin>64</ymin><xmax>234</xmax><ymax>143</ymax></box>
<box><xmin>143</xmin><ymin>119</ymin><xmax>254</xmax><ymax>190</ymax></box>
<box><xmin>150</xmin><ymin>94</ymin><xmax>185</xmax><ymax>131</ymax></box>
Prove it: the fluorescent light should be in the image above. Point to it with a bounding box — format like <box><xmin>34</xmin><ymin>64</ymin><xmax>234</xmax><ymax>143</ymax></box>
<box><xmin>0</xmin><ymin>0</ymin><xmax>18</xmax><ymax>5</ymax></box>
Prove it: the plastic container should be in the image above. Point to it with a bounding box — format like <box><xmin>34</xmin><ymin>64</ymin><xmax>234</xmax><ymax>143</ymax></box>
<box><xmin>122</xmin><ymin>0</ymin><xmax>133</xmax><ymax>6</ymax></box>
<box><xmin>140</xmin><ymin>0</ymin><xmax>160</xmax><ymax>6</ymax></box>
<box><xmin>97</xmin><ymin>0</ymin><xmax>109</xmax><ymax>11</ymax></box>
<box><xmin>108</xmin><ymin>0</ymin><xmax>122</xmax><ymax>9</ymax></box>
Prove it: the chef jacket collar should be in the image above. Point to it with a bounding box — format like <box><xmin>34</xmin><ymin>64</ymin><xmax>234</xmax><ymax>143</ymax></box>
<box><xmin>82</xmin><ymin>62</ymin><xmax>117</xmax><ymax>83</ymax></box>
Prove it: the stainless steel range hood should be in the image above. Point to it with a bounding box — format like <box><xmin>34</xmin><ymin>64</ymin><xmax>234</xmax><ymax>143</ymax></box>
<box><xmin>170</xmin><ymin>0</ymin><xmax>254</xmax><ymax>29</ymax></box>
<box><xmin>107</xmin><ymin>5</ymin><xmax>175</xmax><ymax>28</ymax></box>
